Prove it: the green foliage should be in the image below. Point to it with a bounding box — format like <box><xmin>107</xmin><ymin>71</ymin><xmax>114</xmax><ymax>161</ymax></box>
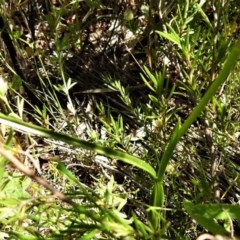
<box><xmin>1</xmin><ymin>0</ymin><xmax>240</xmax><ymax>239</ymax></box>
<box><xmin>0</xmin><ymin>113</ymin><xmax>157</xmax><ymax>179</ymax></box>
<box><xmin>184</xmin><ymin>201</ymin><xmax>240</xmax><ymax>235</ymax></box>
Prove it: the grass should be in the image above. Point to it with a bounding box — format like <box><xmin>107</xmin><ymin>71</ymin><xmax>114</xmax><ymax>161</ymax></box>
<box><xmin>1</xmin><ymin>0</ymin><xmax>240</xmax><ymax>239</ymax></box>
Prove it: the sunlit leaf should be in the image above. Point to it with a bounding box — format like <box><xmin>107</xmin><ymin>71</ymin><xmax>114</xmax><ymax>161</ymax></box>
<box><xmin>0</xmin><ymin>113</ymin><xmax>157</xmax><ymax>179</ymax></box>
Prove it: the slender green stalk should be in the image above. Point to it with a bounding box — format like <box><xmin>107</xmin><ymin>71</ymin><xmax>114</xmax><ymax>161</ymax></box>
<box><xmin>0</xmin><ymin>113</ymin><xmax>157</xmax><ymax>179</ymax></box>
<box><xmin>157</xmin><ymin>37</ymin><xmax>240</xmax><ymax>182</ymax></box>
<box><xmin>150</xmin><ymin>37</ymin><xmax>240</xmax><ymax>230</ymax></box>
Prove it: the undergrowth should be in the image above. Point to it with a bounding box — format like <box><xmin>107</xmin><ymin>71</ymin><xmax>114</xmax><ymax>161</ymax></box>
<box><xmin>0</xmin><ymin>0</ymin><xmax>240</xmax><ymax>239</ymax></box>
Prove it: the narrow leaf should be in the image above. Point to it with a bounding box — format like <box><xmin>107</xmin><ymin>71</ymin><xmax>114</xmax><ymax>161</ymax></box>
<box><xmin>156</xmin><ymin>31</ymin><xmax>181</xmax><ymax>48</ymax></box>
<box><xmin>184</xmin><ymin>201</ymin><xmax>230</xmax><ymax>235</ymax></box>
<box><xmin>0</xmin><ymin>113</ymin><xmax>157</xmax><ymax>179</ymax></box>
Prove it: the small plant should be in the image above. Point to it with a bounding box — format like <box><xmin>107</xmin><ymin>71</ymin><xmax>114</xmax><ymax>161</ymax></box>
<box><xmin>1</xmin><ymin>0</ymin><xmax>240</xmax><ymax>239</ymax></box>
<box><xmin>1</xmin><ymin>34</ymin><xmax>240</xmax><ymax>239</ymax></box>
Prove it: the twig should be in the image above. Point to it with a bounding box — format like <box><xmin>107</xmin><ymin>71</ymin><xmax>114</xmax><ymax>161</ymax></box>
<box><xmin>0</xmin><ymin>143</ymin><xmax>72</xmax><ymax>204</ymax></box>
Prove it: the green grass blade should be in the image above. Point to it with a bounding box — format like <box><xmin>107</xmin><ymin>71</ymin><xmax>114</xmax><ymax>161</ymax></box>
<box><xmin>0</xmin><ymin>113</ymin><xmax>157</xmax><ymax>179</ymax></box>
<box><xmin>157</xmin><ymin>37</ymin><xmax>240</xmax><ymax>182</ymax></box>
<box><xmin>149</xmin><ymin>37</ymin><xmax>240</xmax><ymax>229</ymax></box>
<box><xmin>57</xmin><ymin>161</ymin><xmax>87</xmax><ymax>188</ymax></box>
<box><xmin>184</xmin><ymin>201</ymin><xmax>231</xmax><ymax>235</ymax></box>
<box><xmin>184</xmin><ymin>202</ymin><xmax>240</xmax><ymax>222</ymax></box>
<box><xmin>149</xmin><ymin>181</ymin><xmax>164</xmax><ymax>229</ymax></box>
<box><xmin>156</xmin><ymin>29</ymin><xmax>181</xmax><ymax>48</ymax></box>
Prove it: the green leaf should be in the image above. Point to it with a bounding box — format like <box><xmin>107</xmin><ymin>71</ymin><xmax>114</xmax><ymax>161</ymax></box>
<box><xmin>157</xmin><ymin>118</ymin><xmax>181</xmax><ymax>182</ymax></box>
<box><xmin>9</xmin><ymin>232</ymin><xmax>45</xmax><ymax>240</ymax></box>
<box><xmin>149</xmin><ymin>37</ymin><xmax>240</xmax><ymax>230</ymax></box>
<box><xmin>78</xmin><ymin>230</ymin><xmax>99</xmax><ymax>240</ymax></box>
<box><xmin>0</xmin><ymin>113</ymin><xmax>157</xmax><ymax>179</ymax></box>
<box><xmin>149</xmin><ymin>181</ymin><xmax>164</xmax><ymax>229</ymax></box>
<box><xmin>144</xmin><ymin>66</ymin><xmax>158</xmax><ymax>88</ymax></box>
<box><xmin>57</xmin><ymin>161</ymin><xmax>86</xmax><ymax>188</ymax></box>
<box><xmin>184</xmin><ymin>201</ymin><xmax>240</xmax><ymax>235</ymax></box>
<box><xmin>149</xmin><ymin>95</ymin><xmax>159</xmax><ymax>105</ymax></box>
<box><xmin>185</xmin><ymin>202</ymin><xmax>240</xmax><ymax>222</ymax></box>
<box><xmin>156</xmin><ymin>37</ymin><xmax>240</xmax><ymax>182</ymax></box>
<box><xmin>140</xmin><ymin>73</ymin><xmax>155</xmax><ymax>92</ymax></box>
<box><xmin>156</xmin><ymin>27</ymin><xmax>182</xmax><ymax>49</ymax></box>
<box><xmin>0</xmin><ymin>173</ymin><xmax>30</xmax><ymax>202</ymax></box>
<box><xmin>196</xmin><ymin>4</ymin><xmax>213</xmax><ymax>29</ymax></box>
<box><xmin>132</xmin><ymin>212</ymin><xmax>149</xmax><ymax>238</ymax></box>
<box><xmin>0</xmin><ymin>198</ymin><xmax>20</xmax><ymax>207</ymax></box>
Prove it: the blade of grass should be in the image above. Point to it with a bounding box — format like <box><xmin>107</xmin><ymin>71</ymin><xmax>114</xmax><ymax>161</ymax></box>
<box><xmin>0</xmin><ymin>113</ymin><xmax>157</xmax><ymax>179</ymax></box>
<box><xmin>183</xmin><ymin>201</ymin><xmax>237</xmax><ymax>235</ymax></box>
<box><xmin>158</xmin><ymin>37</ymin><xmax>240</xmax><ymax>182</ymax></box>
<box><xmin>150</xmin><ymin>37</ymin><xmax>240</xmax><ymax>229</ymax></box>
